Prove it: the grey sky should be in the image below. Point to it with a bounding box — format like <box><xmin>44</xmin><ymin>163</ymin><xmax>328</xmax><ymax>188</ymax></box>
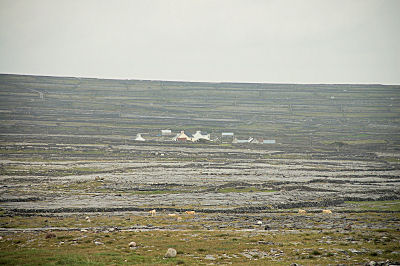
<box><xmin>0</xmin><ymin>0</ymin><xmax>399</xmax><ymax>84</ymax></box>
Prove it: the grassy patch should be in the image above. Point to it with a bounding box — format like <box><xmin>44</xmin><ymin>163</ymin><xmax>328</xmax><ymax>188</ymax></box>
<box><xmin>322</xmin><ymin>139</ymin><xmax>387</xmax><ymax>145</ymax></box>
<box><xmin>1</xmin><ymin>227</ymin><xmax>399</xmax><ymax>265</ymax></box>
<box><xmin>130</xmin><ymin>190</ymin><xmax>183</xmax><ymax>195</ymax></box>
<box><xmin>1</xmin><ymin>211</ymin><xmax>400</xmax><ymax>264</ymax></box>
<box><xmin>384</xmin><ymin>157</ymin><xmax>400</xmax><ymax>163</ymax></box>
<box><xmin>345</xmin><ymin>200</ymin><xmax>400</xmax><ymax>211</ymax></box>
<box><xmin>216</xmin><ymin>187</ymin><xmax>276</xmax><ymax>193</ymax></box>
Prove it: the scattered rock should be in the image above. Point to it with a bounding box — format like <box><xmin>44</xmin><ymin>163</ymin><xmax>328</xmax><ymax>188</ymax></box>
<box><xmin>344</xmin><ymin>224</ymin><xmax>352</xmax><ymax>230</ymax></box>
<box><xmin>258</xmin><ymin>241</ymin><xmax>274</xmax><ymax>245</ymax></box>
<box><xmin>205</xmin><ymin>255</ymin><xmax>216</xmax><ymax>260</ymax></box>
<box><xmin>348</xmin><ymin>248</ymin><xmax>363</xmax><ymax>254</ymax></box>
<box><xmin>129</xmin><ymin>241</ymin><xmax>137</xmax><ymax>248</ymax></box>
<box><xmin>257</xmin><ymin>221</ymin><xmax>263</xmax><ymax>225</ymax></box>
<box><xmin>241</xmin><ymin>252</ymin><xmax>253</xmax><ymax>259</ymax></box>
<box><xmin>364</xmin><ymin>261</ymin><xmax>400</xmax><ymax>266</ymax></box>
<box><xmin>222</xmin><ymin>254</ymin><xmax>232</xmax><ymax>259</ymax></box>
<box><xmin>94</xmin><ymin>241</ymin><xmax>104</xmax><ymax>245</ymax></box>
<box><xmin>45</xmin><ymin>232</ymin><xmax>56</xmax><ymax>239</ymax></box>
<box><xmin>165</xmin><ymin>248</ymin><xmax>177</xmax><ymax>258</ymax></box>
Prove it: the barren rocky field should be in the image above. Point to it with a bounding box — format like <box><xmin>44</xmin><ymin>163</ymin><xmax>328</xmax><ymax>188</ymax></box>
<box><xmin>0</xmin><ymin>74</ymin><xmax>399</xmax><ymax>265</ymax></box>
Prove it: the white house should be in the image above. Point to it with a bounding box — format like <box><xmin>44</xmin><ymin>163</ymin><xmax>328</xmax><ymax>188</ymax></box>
<box><xmin>161</xmin><ymin>129</ymin><xmax>172</xmax><ymax>136</ymax></box>
<box><xmin>221</xmin><ymin>132</ymin><xmax>234</xmax><ymax>143</ymax></box>
<box><xmin>173</xmin><ymin>131</ymin><xmax>192</xmax><ymax>142</ymax></box>
<box><xmin>263</xmin><ymin>140</ymin><xmax>276</xmax><ymax>144</ymax></box>
<box><xmin>135</xmin><ymin>133</ymin><xmax>145</xmax><ymax>141</ymax></box>
<box><xmin>192</xmin><ymin>131</ymin><xmax>210</xmax><ymax>142</ymax></box>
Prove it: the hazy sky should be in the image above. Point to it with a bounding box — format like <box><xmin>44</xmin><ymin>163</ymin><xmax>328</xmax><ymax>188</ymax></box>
<box><xmin>0</xmin><ymin>0</ymin><xmax>399</xmax><ymax>84</ymax></box>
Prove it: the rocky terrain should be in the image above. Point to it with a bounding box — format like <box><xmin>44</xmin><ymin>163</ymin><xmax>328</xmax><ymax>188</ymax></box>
<box><xmin>1</xmin><ymin>143</ymin><xmax>399</xmax><ymax>215</ymax></box>
<box><xmin>0</xmin><ymin>74</ymin><xmax>399</xmax><ymax>265</ymax></box>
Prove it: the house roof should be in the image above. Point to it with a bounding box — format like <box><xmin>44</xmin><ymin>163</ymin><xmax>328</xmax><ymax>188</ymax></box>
<box><xmin>176</xmin><ymin>131</ymin><xmax>192</xmax><ymax>139</ymax></box>
<box><xmin>194</xmin><ymin>130</ymin><xmax>208</xmax><ymax>135</ymax></box>
<box><xmin>135</xmin><ymin>133</ymin><xmax>145</xmax><ymax>141</ymax></box>
<box><xmin>263</xmin><ymin>140</ymin><xmax>276</xmax><ymax>144</ymax></box>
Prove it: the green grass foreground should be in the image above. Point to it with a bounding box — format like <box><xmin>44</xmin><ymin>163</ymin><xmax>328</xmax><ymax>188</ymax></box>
<box><xmin>1</xmin><ymin>214</ymin><xmax>399</xmax><ymax>265</ymax></box>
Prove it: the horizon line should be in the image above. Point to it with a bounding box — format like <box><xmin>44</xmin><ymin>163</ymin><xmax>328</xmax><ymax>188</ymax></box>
<box><xmin>1</xmin><ymin>72</ymin><xmax>399</xmax><ymax>86</ymax></box>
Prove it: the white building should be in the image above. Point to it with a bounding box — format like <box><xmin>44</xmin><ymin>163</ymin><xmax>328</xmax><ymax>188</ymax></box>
<box><xmin>263</xmin><ymin>140</ymin><xmax>276</xmax><ymax>144</ymax></box>
<box><xmin>192</xmin><ymin>131</ymin><xmax>211</xmax><ymax>142</ymax></box>
<box><xmin>173</xmin><ymin>131</ymin><xmax>192</xmax><ymax>142</ymax></box>
<box><xmin>135</xmin><ymin>133</ymin><xmax>145</xmax><ymax>141</ymax></box>
<box><xmin>161</xmin><ymin>129</ymin><xmax>172</xmax><ymax>136</ymax></box>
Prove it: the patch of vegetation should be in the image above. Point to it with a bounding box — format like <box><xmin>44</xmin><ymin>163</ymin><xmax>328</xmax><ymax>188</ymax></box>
<box><xmin>345</xmin><ymin>200</ymin><xmax>400</xmax><ymax>211</ymax></box>
<box><xmin>312</xmin><ymin>250</ymin><xmax>322</xmax><ymax>255</ymax></box>
<box><xmin>1</xmin><ymin>213</ymin><xmax>399</xmax><ymax>265</ymax></box>
<box><xmin>385</xmin><ymin>157</ymin><xmax>400</xmax><ymax>163</ymax></box>
<box><xmin>216</xmin><ymin>187</ymin><xmax>276</xmax><ymax>193</ymax></box>
<box><xmin>130</xmin><ymin>190</ymin><xmax>183</xmax><ymax>195</ymax></box>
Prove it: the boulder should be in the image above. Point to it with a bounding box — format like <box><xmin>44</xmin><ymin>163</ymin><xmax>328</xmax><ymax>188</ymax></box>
<box><xmin>165</xmin><ymin>248</ymin><xmax>177</xmax><ymax>258</ymax></box>
<box><xmin>205</xmin><ymin>255</ymin><xmax>216</xmax><ymax>260</ymax></box>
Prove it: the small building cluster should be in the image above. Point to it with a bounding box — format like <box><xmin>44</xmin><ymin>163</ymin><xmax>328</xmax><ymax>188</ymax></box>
<box><xmin>172</xmin><ymin>130</ymin><xmax>211</xmax><ymax>142</ymax></box>
<box><xmin>133</xmin><ymin>130</ymin><xmax>275</xmax><ymax>145</ymax></box>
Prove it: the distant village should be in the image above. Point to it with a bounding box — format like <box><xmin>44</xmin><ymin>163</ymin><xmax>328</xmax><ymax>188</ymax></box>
<box><xmin>134</xmin><ymin>130</ymin><xmax>276</xmax><ymax>144</ymax></box>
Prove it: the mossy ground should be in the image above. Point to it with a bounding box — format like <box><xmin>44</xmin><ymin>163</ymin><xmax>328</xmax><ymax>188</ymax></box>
<box><xmin>345</xmin><ymin>200</ymin><xmax>400</xmax><ymax>212</ymax></box>
<box><xmin>1</xmin><ymin>213</ymin><xmax>399</xmax><ymax>265</ymax></box>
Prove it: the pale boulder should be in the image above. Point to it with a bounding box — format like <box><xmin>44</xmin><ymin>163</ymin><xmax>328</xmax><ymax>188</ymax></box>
<box><xmin>165</xmin><ymin>248</ymin><xmax>177</xmax><ymax>258</ymax></box>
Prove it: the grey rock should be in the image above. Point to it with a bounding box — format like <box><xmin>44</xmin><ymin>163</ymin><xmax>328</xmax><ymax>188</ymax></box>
<box><xmin>165</xmin><ymin>248</ymin><xmax>177</xmax><ymax>258</ymax></box>
<box><xmin>205</xmin><ymin>255</ymin><xmax>216</xmax><ymax>260</ymax></box>
<box><xmin>241</xmin><ymin>252</ymin><xmax>253</xmax><ymax>259</ymax></box>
